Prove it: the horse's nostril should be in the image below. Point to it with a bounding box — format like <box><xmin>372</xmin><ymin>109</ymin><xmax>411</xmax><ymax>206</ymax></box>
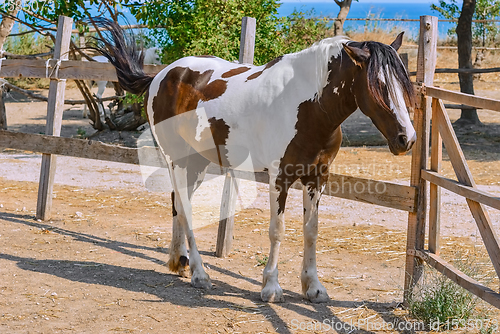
<box><xmin>397</xmin><ymin>134</ymin><xmax>408</xmax><ymax>147</ymax></box>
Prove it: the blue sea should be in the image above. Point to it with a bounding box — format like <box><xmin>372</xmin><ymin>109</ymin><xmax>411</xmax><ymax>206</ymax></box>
<box><xmin>277</xmin><ymin>1</ymin><xmax>453</xmax><ymax>39</ymax></box>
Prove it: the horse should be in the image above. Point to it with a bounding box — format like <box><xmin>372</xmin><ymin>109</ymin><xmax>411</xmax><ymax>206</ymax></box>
<box><xmin>82</xmin><ymin>47</ymin><xmax>162</xmax><ymax>118</ymax></box>
<box><xmin>92</xmin><ymin>18</ymin><xmax>416</xmax><ymax>303</ymax></box>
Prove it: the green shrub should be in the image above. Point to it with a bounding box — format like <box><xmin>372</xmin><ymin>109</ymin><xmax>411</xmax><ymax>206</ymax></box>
<box><xmin>408</xmin><ymin>253</ymin><xmax>495</xmax><ymax>331</ymax></box>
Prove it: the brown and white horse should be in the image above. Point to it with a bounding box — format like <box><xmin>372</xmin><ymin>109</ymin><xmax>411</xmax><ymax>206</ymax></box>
<box><xmin>93</xmin><ymin>19</ymin><xmax>416</xmax><ymax>303</ymax></box>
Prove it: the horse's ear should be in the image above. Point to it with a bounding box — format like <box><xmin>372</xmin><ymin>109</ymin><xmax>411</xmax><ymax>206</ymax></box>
<box><xmin>343</xmin><ymin>44</ymin><xmax>370</xmax><ymax>67</ymax></box>
<box><xmin>390</xmin><ymin>32</ymin><xmax>404</xmax><ymax>51</ymax></box>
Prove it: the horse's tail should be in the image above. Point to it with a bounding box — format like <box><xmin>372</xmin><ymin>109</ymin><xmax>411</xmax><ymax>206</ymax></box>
<box><xmin>87</xmin><ymin>18</ymin><xmax>154</xmax><ymax>95</ymax></box>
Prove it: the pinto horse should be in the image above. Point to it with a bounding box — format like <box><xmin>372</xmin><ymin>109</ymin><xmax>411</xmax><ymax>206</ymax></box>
<box><xmin>93</xmin><ymin>19</ymin><xmax>416</xmax><ymax>303</ymax></box>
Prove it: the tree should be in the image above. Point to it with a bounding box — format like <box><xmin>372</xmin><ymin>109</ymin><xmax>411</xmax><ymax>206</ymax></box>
<box><xmin>129</xmin><ymin>0</ymin><xmax>286</xmax><ymax>65</ymax></box>
<box><xmin>0</xmin><ymin>0</ymin><xmax>21</xmax><ymax>51</ymax></box>
<box><xmin>333</xmin><ymin>0</ymin><xmax>358</xmax><ymax>36</ymax></box>
<box><xmin>432</xmin><ymin>0</ymin><xmax>486</xmax><ymax>125</ymax></box>
<box><xmin>456</xmin><ymin>0</ymin><xmax>480</xmax><ymax>125</ymax></box>
<box><xmin>432</xmin><ymin>0</ymin><xmax>500</xmax><ymax>46</ymax></box>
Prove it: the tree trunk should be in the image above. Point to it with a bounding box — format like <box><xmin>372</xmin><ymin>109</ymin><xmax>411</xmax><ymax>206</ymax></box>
<box><xmin>334</xmin><ymin>0</ymin><xmax>353</xmax><ymax>36</ymax></box>
<box><xmin>0</xmin><ymin>0</ymin><xmax>21</xmax><ymax>50</ymax></box>
<box><xmin>456</xmin><ymin>0</ymin><xmax>481</xmax><ymax>125</ymax></box>
<box><xmin>0</xmin><ymin>1</ymin><xmax>21</xmax><ymax>131</ymax></box>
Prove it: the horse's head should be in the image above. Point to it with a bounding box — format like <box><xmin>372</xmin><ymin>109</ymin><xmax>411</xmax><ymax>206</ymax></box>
<box><xmin>343</xmin><ymin>33</ymin><xmax>416</xmax><ymax>155</ymax></box>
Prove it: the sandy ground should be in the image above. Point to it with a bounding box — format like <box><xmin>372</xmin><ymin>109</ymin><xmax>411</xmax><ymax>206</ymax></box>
<box><xmin>1</xmin><ymin>46</ymin><xmax>500</xmax><ymax>333</ymax></box>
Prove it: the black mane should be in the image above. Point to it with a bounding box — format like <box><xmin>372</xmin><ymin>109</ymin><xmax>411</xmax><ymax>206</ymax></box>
<box><xmin>351</xmin><ymin>41</ymin><xmax>415</xmax><ymax>112</ymax></box>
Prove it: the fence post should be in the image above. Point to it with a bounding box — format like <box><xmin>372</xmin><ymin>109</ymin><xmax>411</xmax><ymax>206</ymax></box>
<box><xmin>215</xmin><ymin>17</ymin><xmax>256</xmax><ymax>257</ymax></box>
<box><xmin>36</xmin><ymin>15</ymin><xmax>73</xmax><ymax>220</ymax></box>
<box><xmin>239</xmin><ymin>17</ymin><xmax>256</xmax><ymax>64</ymax></box>
<box><xmin>429</xmin><ymin>98</ymin><xmax>442</xmax><ymax>254</ymax></box>
<box><xmin>0</xmin><ymin>88</ymin><xmax>6</xmax><ymax>130</ymax></box>
<box><xmin>400</xmin><ymin>53</ymin><xmax>409</xmax><ymax>72</ymax></box>
<box><xmin>404</xmin><ymin>15</ymin><xmax>438</xmax><ymax>305</ymax></box>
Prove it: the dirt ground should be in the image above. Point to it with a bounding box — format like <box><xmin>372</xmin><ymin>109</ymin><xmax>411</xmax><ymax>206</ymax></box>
<box><xmin>1</xmin><ymin>47</ymin><xmax>500</xmax><ymax>333</ymax></box>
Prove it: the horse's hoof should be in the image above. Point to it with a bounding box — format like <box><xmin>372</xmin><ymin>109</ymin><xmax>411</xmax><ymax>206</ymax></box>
<box><xmin>261</xmin><ymin>285</ymin><xmax>285</xmax><ymax>303</ymax></box>
<box><xmin>191</xmin><ymin>274</ymin><xmax>212</xmax><ymax>289</ymax></box>
<box><xmin>305</xmin><ymin>286</ymin><xmax>330</xmax><ymax>303</ymax></box>
<box><xmin>167</xmin><ymin>255</ymin><xmax>190</xmax><ymax>278</ymax></box>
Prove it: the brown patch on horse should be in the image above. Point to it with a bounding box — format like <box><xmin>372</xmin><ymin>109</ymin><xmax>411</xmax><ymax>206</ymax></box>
<box><xmin>221</xmin><ymin>66</ymin><xmax>251</xmax><ymax>78</ymax></box>
<box><xmin>152</xmin><ymin>67</ymin><xmax>227</xmax><ymax>125</ymax></box>
<box><xmin>274</xmin><ymin>60</ymin><xmax>358</xmax><ymax>214</ymax></box>
<box><xmin>171</xmin><ymin>191</ymin><xmax>177</xmax><ymax>217</ymax></box>
<box><xmin>168</xmin><ymin>255</ymin><xmax>190</xmax><ymax>278</ymax></box>
<box><xmin>195</xmin><ymin>117</ymin><xmax>231</xmax><ymax>167</ymax></box>
<box><xmin>209</xmin><ymin>117</ymin><xmax>230</xmax><ymax>166</ymax></box>
<box><xmin>246</xmin><ymin>56</ymin><xmax>283</xmax><ymax>81</ymax></box>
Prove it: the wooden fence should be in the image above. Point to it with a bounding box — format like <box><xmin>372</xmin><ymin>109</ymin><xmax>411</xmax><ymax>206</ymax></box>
<box><xmin>0</xmin><ymin>15</ymin><xmax>499</xmax><ymax>309</ymax></box>
<box><xmin>404</xmin><ymin>16</ymin><xmax>500</xmax><ymax>308</ymax></box>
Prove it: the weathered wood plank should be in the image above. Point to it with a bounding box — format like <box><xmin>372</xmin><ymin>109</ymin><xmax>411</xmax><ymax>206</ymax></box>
<box><xmin>0</xmin><ymin>59</ymin><xmax>166</xmax><ymax>82</ymax></box>
<box><xmin>422</xmin><ymin>170</ymin><xmax>500</xmax><ymax>211</ymax></box>
<box><xmin>319</xmin><ymin>174</ymin><xmax>417</xmax><ymax>212</ymax></box>
<box><xmin>216</xmin><ymin>170</ymin><xmax>239</xmax><ymax>257</ymax></box>
<box><xmin>0</xmin><ymin>89</ymin><xmax>6</xmax><ymax>130</ymax></box>
<box><xmin>416</xmin><ymin>250</ymin><xmax>500</xmax><ymax>309</ymax></box>
<box><xmin>36</xmin><ymin>16</ymin><xmax>73</xmax><ymax>221</ymax></box>
<box><xmin>239</xmin><ymin>17</ymin><xmax>256</xmax><ymax>64</ymax></box>
<box><xmin>429</xmin><ymin>98</ymin><xmax>443</xmax><ymax>255</ymax></box>
<box><xmin>426</xmin><ymin>86</ymin><xmax>500</xmax><ymax>112</ymax></box>
<box><xmin>0</xmin><ymin>131</ymin><xmax>417</xmax><ymax>212</ymax></box>
<box><xmin>435</xmin><ymin>99</ymin><xmax>500</xmax><ymax>282</ymax></box>
<box><xmin>405</xmin><ymin>15</ymin><xmax>438</xmax><ymax>305</ymax></box>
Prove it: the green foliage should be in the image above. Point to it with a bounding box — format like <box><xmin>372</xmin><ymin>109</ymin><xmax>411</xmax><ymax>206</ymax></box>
<box><xmin>256</xmin><ymin>255</ymin><xmax>268</xmax><ymax>267</ymax></box>
<box><xmin>3</xmin><ymin>26</ymin><xmax>52</xmax><ymax>55</ymax></box>
<box><xmin>76</xmin><ymin>127</ymin><xmax>87</xmax><ymax>138</ymax></box>
<box><xmin>431</xmin><ymin>0</ymin><xmax>500</xmax><ymax>46</ymax></box>
<box><xmin>123</xmin><ymin>92</ymin><xmax>146</xmax><ymax>119</ymax></box>
<box><xmin>277</xmin><ymin>10</ymin><xmax>332</xmax><ymax>54</ymax></box>
<box><xmin>409</xmin><ymin>270</ymin><xmax>477</xmax><ymax>329</ymax></box>
<box><xmin>129</xmin><ymin>0</ymin><xmax>286</xmax><ymax>65</ymax></box>
<box><xmin>18</xmin><ymin>0</ymin><xmax>335</xmax><ymax>66</ymax></box>
<box><xmin>408</xmin><ymin>254</ymin><xmax>493</xmax><ymax>331</ymax></box>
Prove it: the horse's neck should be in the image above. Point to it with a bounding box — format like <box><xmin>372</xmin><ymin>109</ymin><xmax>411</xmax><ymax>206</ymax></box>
<box><xmin>284</xmin><ymin>38</ymin><xmax>348</xmax><ymax>102</ymax></box>
<box><xmin>316</xmin><ymin>58</ymin><xmax>359</xmax><ymax>130</ymax></box>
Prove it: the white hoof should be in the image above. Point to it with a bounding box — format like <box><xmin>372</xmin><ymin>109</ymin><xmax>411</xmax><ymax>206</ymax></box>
<box><xmin>191</xmin><ymin>272</ymin><xmax>212</xmax><ymax>289</ymax></box>
<box><xmin>261</xmin><ymin>283</ymin><xmax>284</xmax><ymax>303</ymax></box>
<box><xmin>305</xmin><ymin>284</ymin><xmax>330</xmax><ymax>303</ymax></box>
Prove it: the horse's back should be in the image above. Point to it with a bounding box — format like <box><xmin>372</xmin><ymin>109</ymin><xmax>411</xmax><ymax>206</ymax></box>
<box><xmin>146</xmin><ymin>54</ymin><xmax>321</xmax><ymax>171</ymax></box>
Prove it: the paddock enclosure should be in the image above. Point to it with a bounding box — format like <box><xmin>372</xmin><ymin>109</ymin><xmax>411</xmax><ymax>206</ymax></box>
<box><xmin>1</xmin><ymin>14</ymin><xmax>500</xmax><ymax>332</ymax></box>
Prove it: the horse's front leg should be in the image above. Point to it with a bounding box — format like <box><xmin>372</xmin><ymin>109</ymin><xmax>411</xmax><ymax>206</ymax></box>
<box><xmin>261</xmin><ymin>180</ymin><xmax>287</xmax><ymax>303</ymax></box>
<box><xmin>301</xmin><ymin>184</ymin><xmax>330</xmax><ymax>303</ymax></box>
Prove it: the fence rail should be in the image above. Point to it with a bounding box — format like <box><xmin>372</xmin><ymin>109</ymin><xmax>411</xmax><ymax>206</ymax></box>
<box><xmin>0</xmin><ymin>58</ymin><xmax>166</xmax><ymax>81</ymax></box>
<box><xmin>0</xmin><ymin>130</ymin><xmax>417</xmax><ymax>213</ymax></box>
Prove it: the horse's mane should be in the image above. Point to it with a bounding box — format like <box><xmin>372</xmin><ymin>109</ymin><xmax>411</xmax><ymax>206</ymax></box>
<box><xmin>350</xmin><ymin>41</ymin><xmax>415</xmax><ymax>112</ymax></box>
<box><xmin>289</xmin><ymin>36</ymin><xmax>349</xmax><ymax>100</ymax></box>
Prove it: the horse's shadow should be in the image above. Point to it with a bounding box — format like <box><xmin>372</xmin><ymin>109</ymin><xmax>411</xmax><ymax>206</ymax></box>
<box><xmin>1</xmin><ymin>212</ymin><xmax>417</xmax><ymax>334</ymax></box>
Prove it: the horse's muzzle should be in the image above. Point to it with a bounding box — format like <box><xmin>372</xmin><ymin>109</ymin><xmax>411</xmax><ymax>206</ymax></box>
<box><xmin>390</xmin><ymin>132</ymin><xmax>416</xmax><ymax>155</ymax></box>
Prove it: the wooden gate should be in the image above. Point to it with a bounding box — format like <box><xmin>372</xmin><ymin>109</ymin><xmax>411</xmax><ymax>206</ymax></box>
<box><xmin>404</xmin><ymin>16</ymin><xmax>500</xmax><ymax>308</ymax></box>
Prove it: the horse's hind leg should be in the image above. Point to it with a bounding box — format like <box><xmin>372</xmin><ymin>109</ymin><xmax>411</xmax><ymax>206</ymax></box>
<box><xmin>301</xmin><ymin>184</ymin><xmax>330</xmax><ymax>303</ymax></box>
<box><xmin>167</xmin><ymin>151</ymin><xmax>211</xmax><ymax>289</ymax></box>
<box><xmin>167</xmin><ymin>191</ymin><xmax>189</xmax><ymax>277</ymax></box>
